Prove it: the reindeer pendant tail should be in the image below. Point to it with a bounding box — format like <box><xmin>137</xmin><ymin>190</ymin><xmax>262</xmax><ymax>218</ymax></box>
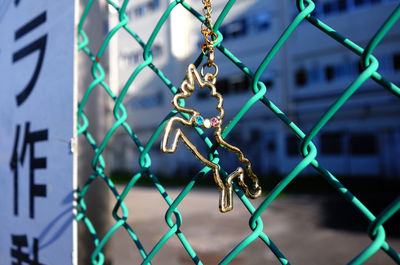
<box><xmin>161</xmin><ymin>64</ymin><xmax>261</xmax><ymax>213</ymax></box>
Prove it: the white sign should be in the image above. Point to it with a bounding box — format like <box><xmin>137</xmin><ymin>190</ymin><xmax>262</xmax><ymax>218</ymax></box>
<box><xmin>0</xmin><ymin>1</ymin><xmax>76</xmax><ymax>264</ymax></box>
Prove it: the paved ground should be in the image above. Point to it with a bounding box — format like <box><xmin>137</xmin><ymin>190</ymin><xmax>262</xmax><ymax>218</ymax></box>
<box><xmin>108</xmin><ymin>186</ymin><xmax>400</xmax><ymax>265</ymax></box>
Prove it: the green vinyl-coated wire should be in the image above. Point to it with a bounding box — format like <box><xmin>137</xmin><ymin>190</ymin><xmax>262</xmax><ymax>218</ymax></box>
<box><xmin>77</xmin><ymin>0</ymin><xmax>400</xmax><ymax>264</ymax></box>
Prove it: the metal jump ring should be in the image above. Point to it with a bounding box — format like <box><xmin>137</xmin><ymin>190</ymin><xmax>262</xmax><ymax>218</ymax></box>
<box><xmin>201</xmin><ymin>62</ymin><xmax>218</xmax><ymax>79</ymax></box>
<box><xmin>204</xmin><ymin>31</ymin><xmax>217</xmax><ymax>45</ymax></box>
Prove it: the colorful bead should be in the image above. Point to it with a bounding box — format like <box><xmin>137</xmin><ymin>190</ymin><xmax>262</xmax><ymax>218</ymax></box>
<box><xmin>204</xmin><ymin>119</ymin><xmax>212</xmax><ymax>128</ymax></box>
<box><xmin>196</xmin><ymin>116</ymin><xmax>204</xmax><ymax>125</ymax></box>
<box><xmin>211</xmin><ymin>117</ymin><xmax>220</xmax><ymax>127</ymax></box>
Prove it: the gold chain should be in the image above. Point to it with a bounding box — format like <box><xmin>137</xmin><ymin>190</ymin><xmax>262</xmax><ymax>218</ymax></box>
<box><xmin>201</xmin><ymin>0</ymin><xmax>217</xmax><ymax>67</ymax></box>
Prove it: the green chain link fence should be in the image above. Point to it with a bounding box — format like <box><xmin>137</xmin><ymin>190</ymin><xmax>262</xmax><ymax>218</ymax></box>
<box><xmin>76</xmin><ymin>0</ymin><xmax>400</xmax><ymax>264</ymax></box>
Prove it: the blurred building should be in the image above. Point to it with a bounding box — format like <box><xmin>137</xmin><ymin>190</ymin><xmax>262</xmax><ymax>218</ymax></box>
<box><xmin>109</xmin><ymin>0</ymin><xmax>400</xmax><ymax>179</ymax></box>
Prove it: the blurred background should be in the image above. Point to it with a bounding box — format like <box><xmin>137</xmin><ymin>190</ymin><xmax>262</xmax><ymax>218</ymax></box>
<box><xmin>77</xmin><ymin>0</ymin><xmax>400</xmax><ymax>264</ymax></box>
<box><xmin>105</xmin><ymin>0</ymin><xmax>400</xmax><ymax>180</ymax></box>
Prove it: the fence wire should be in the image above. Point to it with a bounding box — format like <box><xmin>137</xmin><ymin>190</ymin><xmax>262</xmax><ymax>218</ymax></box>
<box><xmin>76</xmin><ymin>0</ymin><xmax>400</xmax><ymax>264</ymax></box>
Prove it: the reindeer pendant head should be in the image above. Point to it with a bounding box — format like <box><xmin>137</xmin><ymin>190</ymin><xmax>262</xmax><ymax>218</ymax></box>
<box><xmin>173</xmin><ymin>64</ymin><xmax>224</xmax><ymax>130</ymax></box>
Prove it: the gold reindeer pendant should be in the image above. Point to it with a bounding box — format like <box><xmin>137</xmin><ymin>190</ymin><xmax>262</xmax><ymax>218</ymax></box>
<box><xmin>161</xmin><ymin>64</ymin><xmax>261</xmax><ymax>212</ymax></box>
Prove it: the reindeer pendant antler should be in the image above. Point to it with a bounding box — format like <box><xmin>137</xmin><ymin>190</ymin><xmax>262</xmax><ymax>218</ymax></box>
<box><xmin>161</xmin><ymin>64</ymin><xmax>261</xmax><ymax>212</ymax></box>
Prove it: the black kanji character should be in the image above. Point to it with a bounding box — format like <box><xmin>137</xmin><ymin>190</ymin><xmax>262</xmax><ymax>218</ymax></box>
<box><xmin>11</xmin><ymin>234</ymin><xmax>44</xmax><ymax>265</ymax></box>
<box><xmin>9</xmin><ymin>122</ymin><xmax>48</xmax><ymax>218</ymax></box>
<box><xmin>12</xmin><ymin>11</ymin><xmax>47</xmax><ymax>106</ymax></box>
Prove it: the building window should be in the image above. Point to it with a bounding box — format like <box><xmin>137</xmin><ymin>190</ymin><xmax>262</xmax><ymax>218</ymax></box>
<box><xmin>197</xmin><ymin>89</ymin><xmax>209</xmax><ymax>100</ymax></box>
<box><xmin>320</xmin><ymin>0</ymin><xmax>387</xmax><ymax>16</ymax></box>
<box><xmin>252</xmin><ymin>12</ymin><xmax>271</xmax><ymax>31</ymax></box>
<box><xmin>152</xmin><ymin>44</ymin><xmax>162</xmax><ymax>57</ymax></box>
<box><xmin>325</xmin><ymin>65</ymin><xmax>334</xmax><ymax>81</ymax></box>
<box><xmin>263</xmin><ymin>79</ymin><xmax>274</xmax><ymax>89</ymax></box>
<box><xmin>320</xmin><ymin>132</ymin><xmax>343</xmax><ymax>154</ymax></box>
<box><xmin>354</xmin><ymin>0</ymin><xmax>367</xmax><ymax>6</ymax></box>
<box><xmin>350</xmin><ymin>134</ymin><xmax>378</xmax><ymax>155</ymax></box>
<box><xmin>260</xmin><ymin>72</ymin><xmax>274</xmax><ymax>90</ymax></box>
<box><xmin>322</xmin><ymin>0</ymin><xmax>347</xmax><ymax>15</ymax></box>
<box><xmin>220</xmin><ymin>11</ymin><xmax>271</xmax><ymax>42</ymax></box>
<box><xmin>267</xmin><ymin>140</ymin><xmax>276</xmax><ymax>152</ymax></box>
<box><xmin>135</xmin><ymin>5</ymin><xmax>146</xmax><ymax>16</ymax></box>
<box><xmin>122</xmin><ymin>52</ymin><xmax>141</xmax><ymax>65</ymax></box>
<box><xmin>122</xmin><ymin>44</ymin><xmax>162</xmax><ymax>66</ymax></box>
<box><xmin>221</xmin><ymin>18</ymin><xmax>247</xmax><ymax>40</ymax></box>
<box><xmin>104</xmin><ymin>22</ymin><xmax>109</xmax><ymax>36</ymax></box>
<box><xmin>128</xmin><ymin>0</ymin><xmax>160</xmax><ymax>19</ymax></box>
<box><xmin>338</xmin><ymin>0</ymin><xmax>347</xmax><ymax>11</ymax></box>
<box><xmin>355</xmin><ymin>0</ymin><xmax>383</xmax><ymax>6</ymax></box>
<box><xmin>149</xmin><ymin>0</ymin><xmax>159</xmax><ymax>9</ymax></box>
<box><xmin>298</xmin><ymin>51</ymin><xmax>397</xmax><ymax>86</ymax></box>
<box><xmin>217</xmin><ymin>78</ymin><xmax>229</xmax><ymax>95</ymax></box>
<box><xmin>286</xmin><ymin>135</ymin><xmax>299</xmax><ymax>156</ymax></box>
<box><xmin>323</xmin><ymin>2</ymin><xmax>334</xmax><ymax>15</ymax></box>
<box><xmin>251</xmin><ymin>129</ymin><xmax>261</xmax><ymax>141</ymax></box>
<box><xmin>295</xmin><ymin>68</ymin><xmax>307</xmax><ymax>87</ymax></box>
<box><xmin>357</xmin><ymin>61</ymin><xmax>364</xmax><ymax>73</ymax></box>
<box><xmin>198</xmin><ymin>78</ymin><xmax>228</xmax><ymax>99</ymax></box>
<box><xmin>393</xmin><ymin>53</ymin><xmax>400</xmax><ymax>70</ymax></box>
<box><xmin>197</xmin><ymin>76</ymin><xmax>251</xmax><ymax>98</ymax></box>
<box><xmin>231</xmin><ymin>19</ymin><xmax>247</xmax><ymax>37</ymax></box>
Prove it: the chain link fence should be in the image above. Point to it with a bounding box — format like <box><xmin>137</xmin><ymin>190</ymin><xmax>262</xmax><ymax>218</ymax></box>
<box><xmin>76</xmin><ymin>0</ymin><xmax>400</xmax><ymax>264</ymax></box>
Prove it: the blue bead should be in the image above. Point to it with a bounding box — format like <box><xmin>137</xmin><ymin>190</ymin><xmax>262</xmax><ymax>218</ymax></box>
<box><xmin>196</xmin><ymin>116</ymin><xmax>204</xmax><ymax>125</ymax></box>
